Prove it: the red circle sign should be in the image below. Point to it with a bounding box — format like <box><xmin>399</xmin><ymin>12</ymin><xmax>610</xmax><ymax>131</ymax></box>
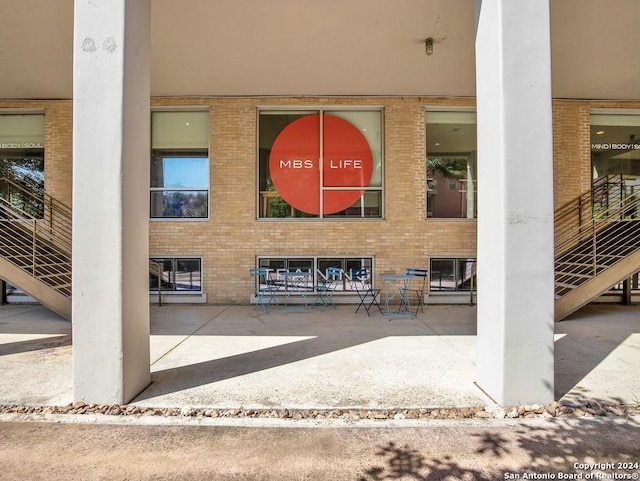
<box><xmin>269</xmin><ymin>114</ymin><xmax>374</xmax><ymax>215</ymax></box>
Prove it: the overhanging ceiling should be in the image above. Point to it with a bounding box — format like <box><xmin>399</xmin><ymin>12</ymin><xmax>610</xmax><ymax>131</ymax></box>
<box><xmin>0</xmin><ymin>0</ymin><xmax>638</xmax><ymax>100</ymax></box>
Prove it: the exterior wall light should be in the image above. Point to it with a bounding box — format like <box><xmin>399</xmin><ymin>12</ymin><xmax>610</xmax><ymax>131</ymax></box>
<box><xmin>425</xmin><ymin>37</ymin><xmax>434</xmax><ymax>56</ymax></box>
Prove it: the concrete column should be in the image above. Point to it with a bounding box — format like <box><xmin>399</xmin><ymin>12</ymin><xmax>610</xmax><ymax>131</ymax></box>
<box><xmin>72</xmin><ymin>0</ymin><xmax>150</xmax><ymax>404</ymax></box>
<box><xmin>475</xmin><ymin>0</ymin><xmax>555</xmax><ymax>405</ymax></box>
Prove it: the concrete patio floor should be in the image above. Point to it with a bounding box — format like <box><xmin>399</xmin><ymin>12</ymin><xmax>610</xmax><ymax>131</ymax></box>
<box><xmin>0</xmin><ymin>302</ymin><xmax>638</xmax><ymax>410</ymax></box>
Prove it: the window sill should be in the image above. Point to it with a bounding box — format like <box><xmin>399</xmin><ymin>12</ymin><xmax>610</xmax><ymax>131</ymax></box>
<box><xmin>149</xmin><ymin>293</ymin><xmax>207</xmax><ymax>304</ymax></box>
<box><xmin>425</xmin><ymin>293</ymin><xmax>475</xmax><ymax>305</ymax></box>
<box><xmin>425</xmin><ymin>218</ymin><xmax>477</xmax><ymax>222</ymax></box>
<box><xmin>150</xmin><ymin>218</ymin><xmax>210</xmax><ymax>222</ymax></box>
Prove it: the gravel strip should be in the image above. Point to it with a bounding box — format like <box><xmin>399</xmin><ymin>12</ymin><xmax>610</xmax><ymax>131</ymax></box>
<box><xmin>1</xmin><ymin>400</ymin><xmax>638</xmax><ymax>421</ymax></box>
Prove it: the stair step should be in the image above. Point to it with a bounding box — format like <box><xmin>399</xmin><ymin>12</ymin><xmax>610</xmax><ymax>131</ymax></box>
<box><xmin>2</xmin><ymin>255</ymin><xmax>70</xmax><ymax>264</ymax></box>
<box><xmin>36</xmin><ymin>272</ymin><xmax>71</xmax><ymax>280</ymax></box>
<box><xmin>34</xmin><ymin>261</ymin><xmax>71</xmax><ymax>268</ymax></box>
<box><xmin>556</xmin><ymin>272</ymin><xmax>595</xmax><ymax>279</ymax></box>
<box><xmin>558</xmin><ymin>253</ymin><xmax>628</xmax><ymax>260</ymax></box>
<box><xmin>555</xmin><ymin>261</ymin><xmax>595</xmax><ymax>268</ymax></box>
<box><xmin>2</xmin><ymin>256</ymin><xmax>71</xmax><ymax>269</ymax></box>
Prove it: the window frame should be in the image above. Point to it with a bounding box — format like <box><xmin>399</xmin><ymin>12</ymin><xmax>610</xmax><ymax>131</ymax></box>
<box><xmin>0</xmin><ymin>112</ymin><xmax>46</xmax><ymax>218</ymax></box>
<box><xmin>256</xmin><ymin>255</ymin><xmax>376</xmax><ymax>292</ymax></box>
<box><xmin>590</xmin><ymin>109</ymin><xmax>640</xmax><ymax>183</ymax></box>
<box><xmin>425</xmin><ymin>109</ymin><xmax>478</xmax><ymax>221</ymax></box>
<box><xmin>150</xmin><ymin>149</ymin><xmax>209</xmax><ymax>220</ymax></box>
<box><xmin>150</xmin><ymin>109</ymin><xmax>210</xmax><ymax>221</ymax></box>
<box><xmin>149</xmin><ymin>256</ymin><xmax>203</xmax><ymax>295</ymax></box>
<box><xmin>256</xmin><ymin>107</ymin><xmax>385</xmax><ymax>220</ymax></box>
<box><xmin>428</xmin><ymin>257</ymin><xmax>477</xmax><ymax>293</ymax></box>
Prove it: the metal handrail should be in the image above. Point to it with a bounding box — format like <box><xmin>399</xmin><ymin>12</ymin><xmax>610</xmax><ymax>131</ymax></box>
<box><xmin>1</xmin><ymin>178</ymin><xmax>170</xmax><ymax>306</ymax></box>
<box><xmin>149</xmin><ymin>260</ymin><xmax>163</xmax><ymax>306</ymax></box>
<box><xmin>1</xmin><ymin>177</ymin><xmax>164</xmax><ymax>304</ymax></box>
<box><xmin>0</xmin><ymin>177</ymin><xmax>72</xmax><ymax>254</ymax></box>
<box><xmin>0</xmin><ymin>200</ymin><xmax>72</xmax><ymax>298</ymax></box>
<box><xmin>469</xmin><ymin>262</ymin><xmax>477</xmax><ymax>306</ymax></box>
<box><xmin>554</xmin><ymin>173</ymin><xmax>640</xmax><ymax>298</ymax></box>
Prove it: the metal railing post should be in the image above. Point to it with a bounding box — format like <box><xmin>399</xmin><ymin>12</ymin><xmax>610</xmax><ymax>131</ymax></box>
<box><xmin>32</xmin><ymin>219</ymin><xmax>37</xmax><ymax>277</ymax></box>
<box><xmin>1</xmin><ymin>280</ymin><xmax>7</xmax><ymax>305</ymax></box>
<box><xmin>592</xmin><ymin>218</ymin><xmax>597</xmax><ymax>277</ymax></box>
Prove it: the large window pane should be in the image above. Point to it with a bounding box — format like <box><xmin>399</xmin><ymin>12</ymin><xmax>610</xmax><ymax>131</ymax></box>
<box><xmin>591</xmin><ymin>113</ymin><xmax>640</xmax><ymax>181</ymax></box>
<box><xmin>256</xmin><ymin>256</ymin><xmax>374</xmax><ymax>292</ymax></box>
<box><xmin>151</xmin><ymin>111</ymin><xmax>209</xmax><ymax>219</ymax></box>
<box><xmin>590</xmin><ymin>113</ymin><xmax>640</xmax><ymax>294</ymax></box>
<box><xmin>151</xmin><ymin>156</ymin><xmax>208</xmax><ymax>189</ymax></box>
<box><xmin>429</xmin><ymin>258</ymin><xmax>477</xmax><ymax>292</ymax></box>
<box><xmin>258</xmin><ymin>109</ymin><xmax>383</xmax><ymax>219</ymax></box>
<box><xmin>0</xmin><ymin>114</ymin><xmax>45</xmax><ymax>217</ymax></box>
<box><xmin>324</xmin><ymin>110</ymin><xmax>383</xmax><ymax>189</ymax></box>
<box><xmin>430</xmin><ymin>259</ymin><xmax>456</xmax><ymax>291</ymax></box>
<box><xmin>425</xmin><ymin>111</ymin><xmax>477</xmax><ymax>219</ymax></box>
<box><xmin>323</xmin><ymin>190</ymin><xmax>382</xmax><ymax>218</ymax></box>
<box><xmin>175</xmin><ymin>259</ymin><xmax>202</xmax><ymax>291</ymax></box>
<box><xmin>149</xmin><ymin>257</ymin><xmax>202</xmax><ymax>293</ymax></box>
<box><xmin>150</xmin><ymin>190</ymin><xmax>208</xmax><ymax>218</ymax></box>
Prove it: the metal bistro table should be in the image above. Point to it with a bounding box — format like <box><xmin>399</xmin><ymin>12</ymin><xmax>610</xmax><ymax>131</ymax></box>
<box><xmin>380</xmin><ymin>273</ymin><xmax>414</xmax><ymax>318</ymax></box>
<box><xmin>280</xmin><ymin>270</ymin><xmax>312</xmax><ymax>312</ymax></box>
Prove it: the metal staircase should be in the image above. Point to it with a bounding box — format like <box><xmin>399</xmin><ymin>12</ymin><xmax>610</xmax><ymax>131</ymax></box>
<box><xmin>0</xmin><ymin>177</ymin><xmax>72</xmax><ymax>320</ymax></box>
<box><xmin>2</xmin><ymin>172</ymin><xmax>639</xmax><ymax>322</ymax></box>
<box><xmin>555</xmin><ymin>174</ymin><xmax>640</xmax><ymax>320</ymax></box>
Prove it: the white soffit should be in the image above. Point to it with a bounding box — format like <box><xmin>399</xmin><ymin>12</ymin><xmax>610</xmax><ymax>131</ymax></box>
<box><xmin>0</xmin><ymin>0</ymin><xmax>638</xmax><ymax>100</ymax></box>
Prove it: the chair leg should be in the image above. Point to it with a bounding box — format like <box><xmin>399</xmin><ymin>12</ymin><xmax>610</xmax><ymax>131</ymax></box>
<box><xmin>326</xmin><ymin>293</ymin><xmax>336</xmax><ymax>310</ymax></box>
<box><xmin>313</xmin><ymin>291</ymin><xmax>324</xmax><ymax>309</ymax></box>
<box><xmin>255</xmin><ymin>289</ymin><xmax>278</xmax><ymax>312</ymax></box>
<box><xmin>414</xmin><ymin>290</ymin><xmax>424</xmax><ymax>315</ymax></box>
<box><xmin>253</xmin><ymin>291</ymin><xmax>262</xmax><ymax>311</ymax></box>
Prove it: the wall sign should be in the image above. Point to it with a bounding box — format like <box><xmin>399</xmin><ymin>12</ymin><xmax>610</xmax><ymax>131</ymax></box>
<box><xmin>591</xmin><ymin>143</ymin><xmax>640</xmax><ymax>151</ymax></box>
<box><xmin>0</xmin><ymin>143</ymin><xmax>43</xmax><ymax>149</ymax></box>
<box><xmin>269</xmin><ymin>114</ymin><xmax>373</xmax><ymax>215</ymax></box>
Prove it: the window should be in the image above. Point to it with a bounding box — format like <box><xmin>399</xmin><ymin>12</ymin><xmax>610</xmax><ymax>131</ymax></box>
<box><xmin>151</xmin><ymin>111</ymin><xmax>209</xmax><ymax>219</ymax></box>
<box><xmin>425</xmin><ymin>111</ymin><xmax>477</xmax><ymax>219</ymax></box>
<box><xmin>258</xmin><ymin>109</ymin><xmax>383</xmax><ymax>219</ymax></box>
<box><xmin>0</xmin><ymin>113</ymin><xmax>45</xmax><ymax>217</ymax></box>
<box><xmin>591</xmin><ymin>112</ymin><xmax>640</xmax><ymax>294</ymax></box>
<box><xmin>591</xmin><ymin>112</ymin><xmax>640</xmax><ymax>182</ymax></box>
<box><xmin>429</xmin><ymin>258</ymin><xmax>476</xmax><ymax>292</ymax></box>
<box><xmin>257</xmin><ymin>256</ymin><xmax>374</xmax><ymax>292</ymax></box>
<box><xmin>149</xmin><ymin>257</ymin><xmax>202</xmax><ymax>293</ymax></box>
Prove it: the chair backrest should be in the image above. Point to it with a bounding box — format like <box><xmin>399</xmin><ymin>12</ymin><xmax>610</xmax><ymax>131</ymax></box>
<box><xmin>316</xmin><ymin>266</ymin><xmax>341</xmax><ymax>287</ymax></box>
<box><xmin>249</xmin><ymin>267</ymin><xmax>268</xmax><ymax>277</ymax></box>
<box><xmin>349</xmin><ymin>267</ymin><xmax>371</xmax><ymax>289</ymax></box>
<box><xmin>326</xmin><ymin>267</ymin><xmax>342</xmax><ymax>280</ymax></box>
<box><xmin>249</xmin><ymin>267</ymin><xmax>271</xmax><ymax>290</ymax></box>
<box><xmin>406</xmin><ymin>268</ymin><xmax>428</xmax><ymax>290</ymax></box>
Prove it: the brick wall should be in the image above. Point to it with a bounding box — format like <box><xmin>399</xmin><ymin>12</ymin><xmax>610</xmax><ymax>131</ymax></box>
<box><xmin>44</xmin><ymin>101</ymin><xmax>73</xmax><ymax>206</ymax></box>
<box><xmin>3</xmin><ymin>97</ymin><xmax>639</xmax><ymax>304</ymax></box>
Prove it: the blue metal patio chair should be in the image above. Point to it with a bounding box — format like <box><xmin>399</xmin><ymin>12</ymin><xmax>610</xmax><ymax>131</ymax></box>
<box><xmin>405</xmin><ymin>268</ymin><xmax>428</xmax><ymax>314</ymax></box>
<box><xmin>313</xmin><ymin>267</ymin><xmax>341</xmax><ymax>311</ymax></box>
<box><xmin>249</xmin><ymin>267</ymin><xmax>279</xmax><ymax>312</ymax></box>
<box><xmin>350</xmin><ymin>267</ymin><xmax>382</xmax><ymax>316</ymax></box>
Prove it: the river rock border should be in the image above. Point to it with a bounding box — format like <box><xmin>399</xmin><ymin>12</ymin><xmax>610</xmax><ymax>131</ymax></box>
<box><xmin>1</xmin><ymin>400</ymin><xmax>638</xmax><ymax>421</ymax></box>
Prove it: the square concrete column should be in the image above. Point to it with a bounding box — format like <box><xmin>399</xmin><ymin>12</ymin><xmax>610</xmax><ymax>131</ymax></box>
<box><xmin>72</xmin><ymin>0</ymin><xmax>151</xmax><ymax>404</ymax></box>
<box><xmin>475</xmin><ymin>0</ymin><xmax>555</xmax><ymax>406</ymax></box>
